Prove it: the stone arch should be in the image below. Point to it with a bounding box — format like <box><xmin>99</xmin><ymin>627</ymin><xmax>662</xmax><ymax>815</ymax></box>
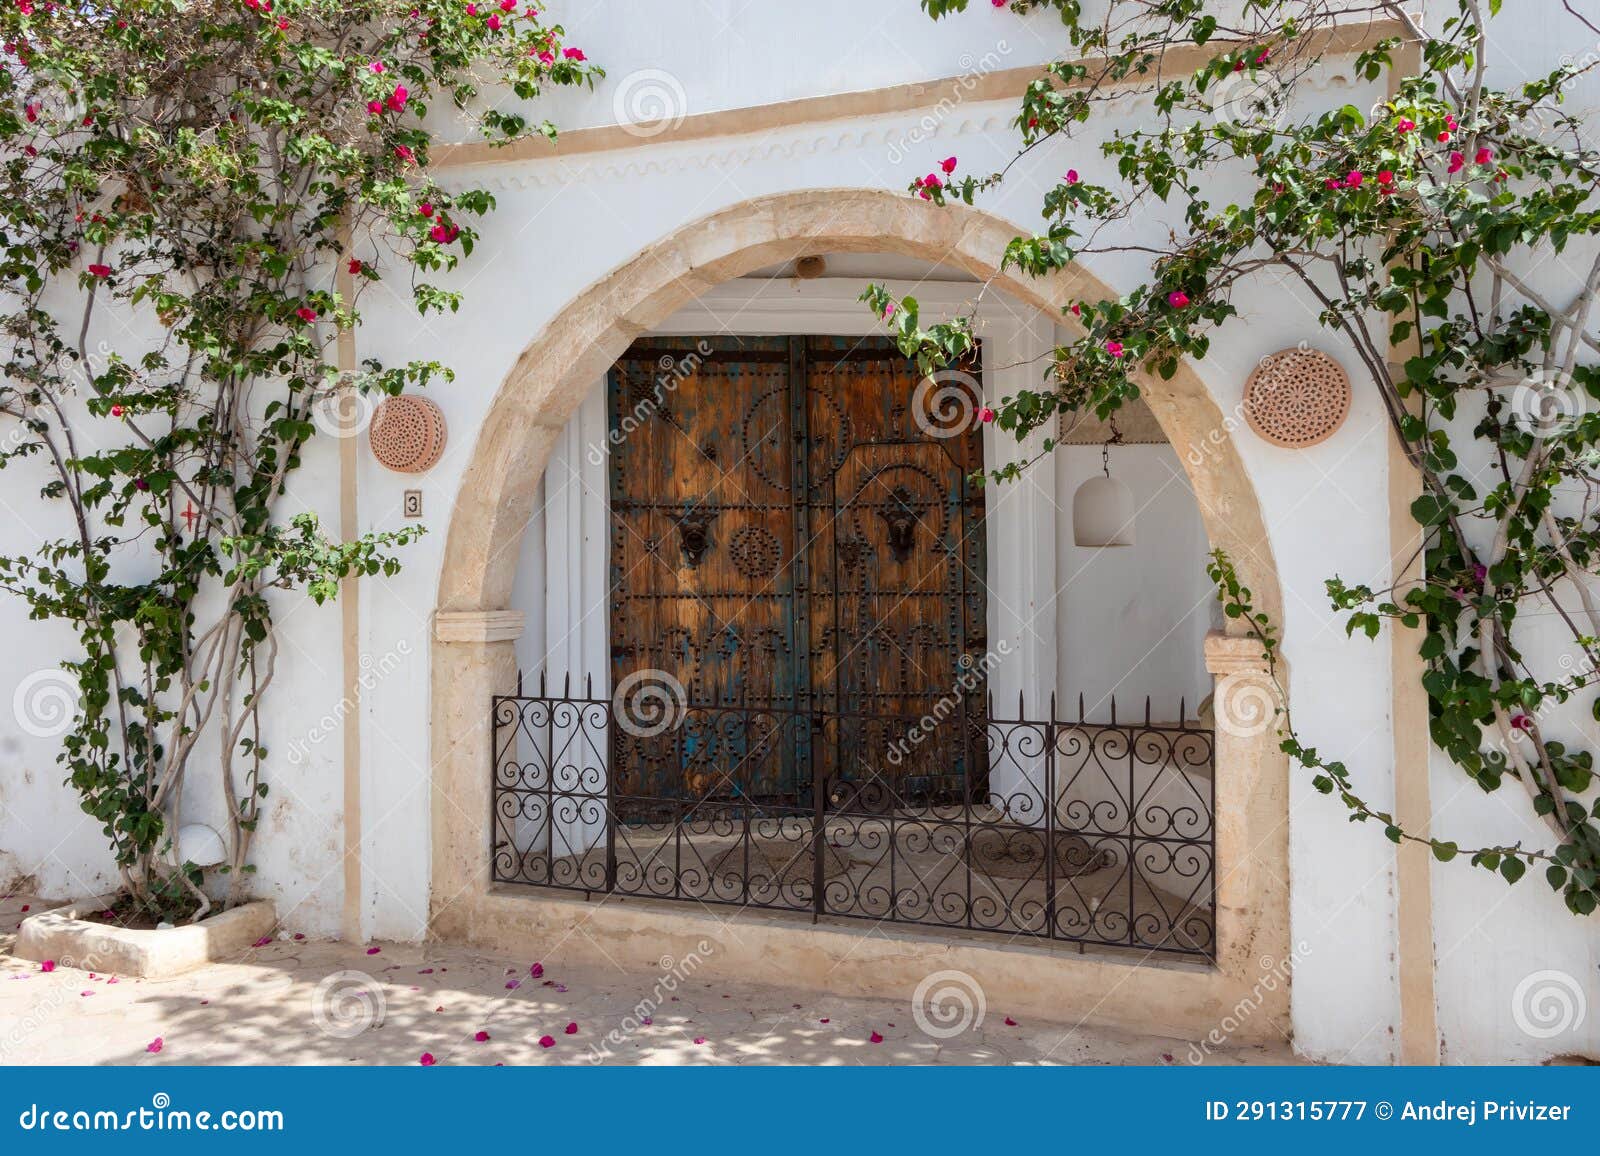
<box><xmin>429</xmin><ymin>189</ymin><xmax>1288</xmax><ymax>1039</ymax></box>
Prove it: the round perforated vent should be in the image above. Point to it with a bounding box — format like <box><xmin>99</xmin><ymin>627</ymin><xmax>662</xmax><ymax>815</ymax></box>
<box><xmin>1242</xmin><ymin>347</ymin><xmax>1351</xmax><ymax>449</ymax></box>
<box><xmin>369</xmin><ymin>395</ymin><xmax>446</xmax><ymax>474</ymax></box>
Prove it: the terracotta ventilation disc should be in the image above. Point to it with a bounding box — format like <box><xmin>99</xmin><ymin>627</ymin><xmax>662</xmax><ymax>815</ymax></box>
<box><xmin>1242</xmin><ymin>347</ymin><xmax>1351</xmax><ymax>449</ymax></box>
<box><xmin>369</xmin><ymin>395</ymin><xmax>447</xmax><ymax>473</ymax></box>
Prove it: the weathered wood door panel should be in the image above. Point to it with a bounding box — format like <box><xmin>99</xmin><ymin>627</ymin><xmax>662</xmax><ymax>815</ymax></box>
<box><xmin>607</xmin><ymin>336</ymin><xmax>986</xmax><ymax>802</ymax></box>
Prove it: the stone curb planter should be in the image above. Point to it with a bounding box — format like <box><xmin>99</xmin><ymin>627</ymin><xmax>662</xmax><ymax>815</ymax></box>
<box><xmin>13</xmin><ymin>899</ymin><xmax>276</xmax><ymax>979</ymax></box>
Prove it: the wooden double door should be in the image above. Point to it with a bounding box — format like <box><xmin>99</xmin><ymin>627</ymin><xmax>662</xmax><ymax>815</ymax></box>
<box><xmin>606</xmin><ymin>336</ymin><xmax>987</xmax><ymax>802</ymax></box>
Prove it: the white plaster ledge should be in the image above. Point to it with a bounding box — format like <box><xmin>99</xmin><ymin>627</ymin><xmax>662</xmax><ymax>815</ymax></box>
<box><xmin>14</xmin><ymin>899</ymin><xmax>277</xmax><ymax>979</ymax></box>
<box><xmin>434</xmin><ymin>610</ymin><xmax>526</xmax><ymax>644</ymax></box>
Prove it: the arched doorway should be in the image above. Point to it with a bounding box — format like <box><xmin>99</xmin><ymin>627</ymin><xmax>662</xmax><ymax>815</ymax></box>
<box><xmin>431</xmin><ymin>189</ymin><xmax>1290</xmax><ymax>1039</ymax></box>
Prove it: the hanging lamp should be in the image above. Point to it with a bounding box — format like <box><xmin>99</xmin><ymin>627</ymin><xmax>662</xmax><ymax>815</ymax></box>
<box><xmin>1073</xmin><ymin>418</ymin><xmax>1136</xmax><ymax>548</ymax></box>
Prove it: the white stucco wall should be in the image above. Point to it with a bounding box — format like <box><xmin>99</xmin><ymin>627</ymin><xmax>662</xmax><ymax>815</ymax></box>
<box><xmin>3</xmin><ymin>1</ymin><xmax>1598</xmax><ymax>1065</ymax></box>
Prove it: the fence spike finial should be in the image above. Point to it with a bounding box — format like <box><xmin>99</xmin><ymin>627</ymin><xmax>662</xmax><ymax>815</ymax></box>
<box><xmin>1144</xmin><ymin>696</ymin><xmax>1151</xmax><ymax>726</ymax></box>
<box><xmin>563</xmin><ymin>670</ymin><xmax>571</xmax><ymax>697</ymax></box>
<box><xmin>1077</xmin><ymin>692</ymin><xmax>1084</xmax><ymax>724</ymax></box>
<box><xmin>586</xmin><ymin>672</ymin><xmax>593</xmax><ymax>699</ymax></box>
<box><xmin>1049</xmin><ymin>690</ymin><xmax>1057</xmax><ymax>722</ymax></box>
<box><xmin>539</xmin><ymin>667</ymin><xmax>547</xmax><ymax>696</ymax></box>
<box><xmin>517</xmin><ymin>669</ymin><xmax>524</xmax><ymax>697</ymax></box>
<box><xmin>1110</xmin><ymin>696</ymin><xmax>1118</xmax><ymax>726</ymax></box>
<box><xmin>1180</xmin><ymin>696</ymin><xmax>1187</xmax><ymax>727</ymax></box>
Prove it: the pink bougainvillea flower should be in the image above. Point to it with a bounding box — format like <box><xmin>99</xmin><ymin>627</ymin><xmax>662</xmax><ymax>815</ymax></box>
<box><xmin>1444</xmin><ymin>114</ymin><xmax>1458</xmax><ymax>130</ymax></box>
<box><xmin>563</xmin><ymin>1022</ymin><xmax>578</xmax><ymax>1035</ymax></box>
<box><xmin>1345</xmin><ymin>170</ymin><xmax>1363</xmax><ymax>187</ymax></box>
<box><xmin>539</xmin><ymin>1035</ymin><xmax>555</xmax><ymax>1048</ymax></box>
<box><xmin>499</xmin><ymin>0</ymin><xmax>515</xmax><ymax>9</ymax></box>
<box><xmin>295</xmin><ymin>306</ymin><xmax>317</xmax><ymax>323</ymax></box>
<box><xmin>693</xmin><ymin>1036</ymin><xmax>707</xmax><ymax>1045</ymax></box>
<box><xmin>1004</xmin><ymin>1016</ymin><xmax>1017</xmax><ymax>1026</ymax></box>
<box><xmin>1511</xmin><ymin>713</ymin><xmax>1532</xmax><ymax>732</ymax></box>
<box><xmin>487</xmin><ymin>15</ymin><xmax>500</xmax><ymax>30</ymax></box>
<box><xmin>466</xmin><ymin>2</ymin><xmax>477</xmax><ymax>12</ymax></box>
<box><xmin>1377</xmin><ymin>170</ymin><xmax>1395</xmax><ymax>185</ymax></box>
<box><xmin>939</xmin><ymin>156</ymin><xmax>957</xmax><ymax>174</ymax></box>
<box><xmin>1395</xmin><ymin>118</ymin><xmax>1415</xmax><ymax>133</ymax></box>
<box><xmin>882</xmin><ymin>302</ymin><xmax>895</xmax><ymax>320</ymax></box>
<box><xmin>1167</xmin><ymin>290</ymin><xmax>1190</xmax><ymax>308</ymax></box>
<box><xmin>537</xmin><ymin>49</ymin><xmax>554</xmax><ymax>64</ymax></box>
<box><xmin>1437</xmin><ymin>130</ymin><xmax>1451</xmax><ymax>143</ymax></box>
<box><xmin>19</xmin><ymin>905</ymin><xmax>28</xmax><ymax>913</ymax></box>
<box><xmin>418</xmin><ymin>967</ymin><xmax>434</xmax><ymax>974</ymax></box>
<box><xmin>505</xmin><ymin>979</ymin><xmax>520</xmax><ymax>990</ymax></box>
<box><xmin>87</xmin><ymin>263</ymin><xmax>111</xmax><ymax>278</ymax></box>
<box><xmin>368</xmin><ymin>60</ymin><xmax>385</xmax><ymax>73</ymax></box>
<box><xmin>419</xmin><ymin>203</ymin><xmax>434</xmax><ymax>218</ymax></box>
<box><xmin>347</xmin><ymin>258</ymin><xmax>363</xmax><ymax>275</ymax></box>
<box><xmin>474</xmin><ymin>1030</ymin><xmax>490</xmax><ymax>1042</ymax></box>
<box><xmin>563</xmin><ymin>46</ymin><xmax>585</xmax><ymax>60</ymax></box>
<box><xmin>529</xmin><ymin>962</ymin><xmax>544</xmax><ymax>978</ymax></box>
<box><xmin>640</xmin><ymin>1016</ymin><xmax>653</xmax><ymax>1025</ymax></box>
<box><xmin>275</xmin><ymin>16</ymin><xmax>287</xmax><ymax>29</ymax></box>
<box><xmin>386</xmin><ymin>84</ymin><xmax>408</xmax><ymax>113</ymax></box>
<box><xmin>1064</xmin><ymin>169</ymin><xmax>1079</xmax><ymax>184</ymax></box>
<box><xmin>1448</xmin><ymin>150</ymin><xmax>1465</xmax><ymax>174</ymax></box>
<box><xmin>366</xmin><ymin>946</ymin><xmax>380</xmax><ymax>955</ymax></box>
<box><xmin>1254</xmin><ymin>48</ymin><xmax>1270</xmax><ymax>64</ymax></box>
<box><xmin>292</xmin><ymin>933</ymin><xmax>305</xmax><ymax>941</ymax></box>
<box><xmin>992</xmin><ymin>0</ymin><xmax>1005</xmax><ymax>6</ymax></box>
<box><xmin>1069</xmin><ymin>303</ymin><xmax>1080</xmax><ymax>316</ymax></box>
<box><xmin>146</xmin><ymin>1037</ymin><xmax>163</xmax><ymax>1054</ymax></box>
<box><xmin>253</xmin><ymin>936</ymin><xmax>272</xmax><ymax>948</ymax></box>
<box><xmin>1324</xmin><ymin>177</ymin><xmax>1341</xmax><ymax>191</ymax></box>
<box><xmin>394</xmin><ymin>145</ymin><xmax>415</xmax><ymax>163</ymax></box>
<box><xmin>869</xmin><ymin>1031</ymin><xmax>884</xmax><ymax>1043</ymax></box>
<box><xmin>24</xmin><ymin>103</ymin><xmax>38</xmax><ymax>122</ymax></box>
<box><xmin>367</xmin><ymin>100</ymin><xmax>382</xmax><ymax>115</ymax></box>
<box><xmin>39</xmin><ymin>960</ymin><xmax>54</xmax><ymax>972</ymax></box>
<box><xmin>110</xmin><ymin>405</ymin><xmax>124</xmax><ymax>417</ymax></box>
<box><xmin>419</xmin><ymin>1052</ymin><xmax>436</xmax><ymax>1066</ymax></box>
<box><xmin>922</xmin><ymin>173</ymin><xmax>942</xmax><ymax>191</ymax></box>
<box><xmin>1472</xmin><ymin>563</ymin><xmax>1488</xmax><ymax>584</ymax></box>
<box><xmin>1475</xmin><ymin>146</ymin><xmax>1492</xmax><ymax>165</ymax></box>
<box><xmin>1105</xmin><ymin>340</ymin><xmax>1124</xmax><ymax>358</ymax></box>
<box><xmin>134</xmin><ymin>477</ymin><xmax>150</xmax><ymax>492</ymax></box>
<box><xmin>978</xmin><ymin>406</ymin><xmax>996</xmax><ymax>423</ymax></box>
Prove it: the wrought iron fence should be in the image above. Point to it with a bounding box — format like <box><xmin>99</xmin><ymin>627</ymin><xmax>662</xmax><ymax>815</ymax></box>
<box><xmin>492</xmin><ymin>674</ymin><xmax>1216</xmax><ymax>958</ymax></box>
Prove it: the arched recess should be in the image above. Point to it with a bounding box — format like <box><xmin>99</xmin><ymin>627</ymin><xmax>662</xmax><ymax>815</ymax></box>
<box><xmin>430</xmin><ymin>189</ymin><xmax>1290</xmax><ymax>1040</ymax></box>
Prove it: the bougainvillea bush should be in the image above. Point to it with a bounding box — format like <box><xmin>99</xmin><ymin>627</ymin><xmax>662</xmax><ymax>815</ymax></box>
<box><xmin>0</xmin><ymin>0</ymin><xmax>598</xmax><ymax>918</ymax></box>
<box><xmin>871</xmin><ymin>0</ymin><xmax>1600</xmax><ymax>914</ymax></box>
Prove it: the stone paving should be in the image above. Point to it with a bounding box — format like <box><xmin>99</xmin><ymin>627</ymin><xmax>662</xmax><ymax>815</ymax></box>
<box><xmin>1</xmin><ymin>894</ymin><xmax>1297</xmax><ymax>1066</ymax></box>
